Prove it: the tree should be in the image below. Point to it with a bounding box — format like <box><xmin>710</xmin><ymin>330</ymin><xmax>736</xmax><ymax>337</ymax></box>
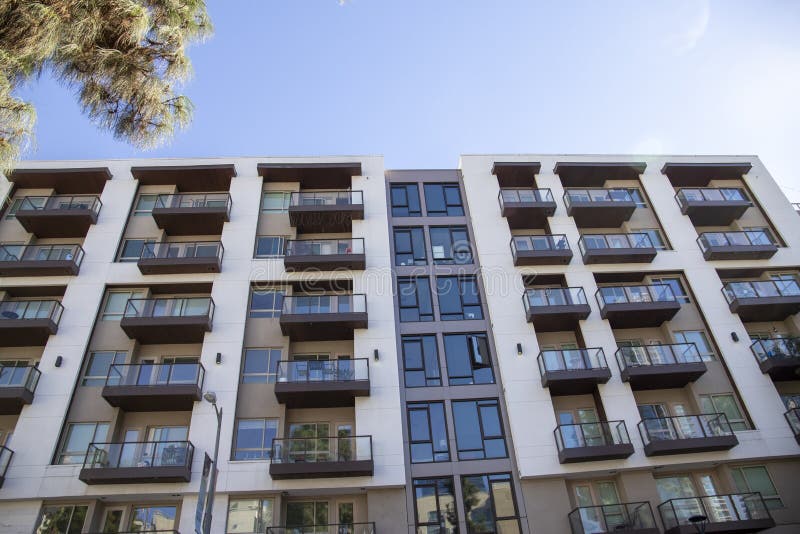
<box><xmin>0</xmin><ymin>1</ymin><xmax>212</xmax><ymax>170</ymax></box>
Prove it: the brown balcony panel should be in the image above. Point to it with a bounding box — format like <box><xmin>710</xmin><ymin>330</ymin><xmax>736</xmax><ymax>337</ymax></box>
<box><xmin>582</xmin><ymin>247</ymin><xmax>657</xmax><ymax>264</ymax></box>
<box><xmin>622</xmin><ymin>362</ymin><xmax>707</xmax><ymax>390</ymax></box>
<box><xmin>288</xmin><ymin>205</ymin><xmax>364</xmax><ymax>233</ymax></box>
<box><xmin>680</xmin><ymin>200</ymin><xmax>751</xmax><ymax>226</ymax></box>
<box><xmin>558</xmin><ymin>443</ymin><xmax>634</xmax><ymax>463</ymax></box>
<box><xmin>137</xmin><ymin>256</ymin><xmax>222</xmax><ymax>275</ymax></box>
<box><xmin>758</xmin><ymin>358</ymin><xmax>800</xmax><ymax>381</ymax></box>
<box><xmin>541</xmin><ymin>369</ymin><xmax>611</xmax><ymax>395</ymax></box>
<box><xmin>0</xmin><ymin>319</ymin><xmax>58</xmax><ymax>346</ymax></box>
<box><xmin>728</xmin><ymin>296</ymin><xmax>800</xmax><ymax>322</ymax></box>
<box><xmin>283</xmin><ymin>253</ymin><xmax>366</xmax><ymax>272</ymax></box>
<box><xmin>643</xmin><ymin>434</ymin><xmax>738</xmax><ymax>456</ymax></box>
<box><xmin>15</xmin><ymin>209</ymin><xmax>97</xmax><ymax>238</ymax></box>
<box><xmin>269</xmin><ymin>459</ymin><xmax>373</xmax><ymax>480</ymax></box>
<box><xmin>567</xmin><ymin>201</ymin><xmax>637</xmax><ymax>228</ymax></box>
<box><xmin>274</xmin><ymin>381</ymin><xmax>370</xmax><ymax>408</ymax></box>
<box><xmin>600</xmin><ymin>301</ymin><xmax>681</xmax><ymax>328</ymax></box>
<box><xmin>702</xmin><ymin>244</ymin><xmax>778</xmax><ymax>261</ymax></box>
<box><xmin>663</xmin><ymin>518</ymin><xmax>775</xmax><ymax>534</ymax></box>
<box><xmin>0</xmin><ymin>259</ymin><xmax>80</xmax><ymax>277</ymax></box>
<box><xmin>151</xmin><ymin>206</ymin><xmax>229</xmax><ymax>235</ymax></box>
<box><xmin>501</xmin><ymin>201</ymin><xmax>556</xmax><ymax>229</ymax></box>
<box><xmin>120</xmin><ymin>316</ymin><xmax>211</xmax><ymax>344</ymax></box>
<box><xmin>513</xmin><ymin>248</ymin><xmax>573</xmax><ymax>266</ymax></box>
<box><xmin>102</xmin><ymin>384</ymin><xmax>202</xmax><ymax>411</ymax></box>
<box><xmin>279</xmin><ymin>313</ymin><xmax>368</xmax><ymax>341</ymax></box>
<box><xmin>0</xmin><ymin>387</ymin><xmax>34</xmax><ymax>415</ymax></box>
<box><xmin>526</xmin><ymin>304</ymin><xmax>591</xmax><ymax>332</ymax></box>
<box><xmin>79</xmin><ymin>464</ymin><xmax>191</xmax><ymax>485</ymax></box>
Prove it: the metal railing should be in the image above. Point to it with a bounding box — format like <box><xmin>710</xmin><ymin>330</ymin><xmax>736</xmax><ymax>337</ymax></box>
<box><xmin>568</xmin><ymin>502</ymin><xmax>657</xmax><ymax>534</ymax></box>
<box><xmin>616</xmin><ymin>343</ymin><xmax>702</xmax><ymax>369</ymax></box>
<box><xmin>83</xmin><ymin>440</ymin><xmax>194</xmax><ymax>470</ymax></box>
<box><xmin>0</xmin><ymin>364</ymin><xmax>41</xmax><ymax>393</ymax></box>
<box><xmin>750</xmin><ymin>337</ymin><xmax>800</xmax><ymax>363</ymax></box>
<box><xmin>0</xmin><ymin>300</ymin><xmax>63</xmax><ymax>324</ymax></box>
<box><xmin>596</xmin><ymin>284</ymin><xmax>677</xmax><ymax>307</ymax></box>
<box><xmin>0</xmin><ymin>446</ymin><xmax>12</xmax><ymax>480</ymax></box>
<box><xmin>578</xmin><ymin>233</ymin><xmax>653</xmax><ymax>253</ymax></box>
<box><xmin>657</xmin><ymin>493</ymin><xmax>771</xmax><ymax>531</ymax></box>
<box><xmin>123</xmin><ymin>297</ymin><xmax>214</xmax><ymax>320</ymax></box>
<box><xmin>276</xmin><ymin>359</ymin><xmax>369</xmax><ymax>383</ymax></box>
<box><xmin>498</xmin><ymin>188</ymin><xmax>554</xmax><ymax>206</ymax></box>
<box><xmin>285</xmin><ymin>238</ymin><xmax>365</xmax><ymax>256</ymax></box>
<box><xmin>141</xmin><ymin>241</ymin><xmax>224</xmax><ymax>262</ymax></box>
<box><xmin>281</xmin><ymin>294</ymin><xmax>366</xmax><ymax>315</ymax></box>
<box><xmin>88</xmin><ymin>531</ymin><xmax>178</xmax><ymax>534</ymax></box>
<box><xmin>675</xmin><ymin>187</ymin><xmax>749</xmax><ymax>208</ymax></box>
<box><xmin>510</xmin><ymin>234</ymin><xmax>570</xmax><ymax>255</ymax></box>
<box><xmin>785</xmin><ymin>408</ymin><xmax>800</xmax><ymax>438</ymax></box>
<box><xmin>638</xmin><ymin>413</ymin><xmax>734</xmax><ymax>445</ymax></box>
<box><xmin>105</xmin><ymin>362</ymin><xmax>204</xmax><ymax>389</ymax></box>
<box><xmin>563</xmin><ymin>189</ymin><xmax>634</xmax><ymax>207</ymax></box>
<box><xmin>523</xmin><ymin>287</ymin><xmax>587</xmax><ymax>310</ymax></box>
<box><xmin>554</xmin><ymin>421</ymin><xmax>631</xmax><ymax>451</ymax></box>
<box><xmin>538</xmin><ymin>348</ymin><xmax>607</xmax><ymax>374</ymax></box>
<box><xmin>18</xmin><ymin>195</ymin><xmax>102</xmax><ymax>214</ymax></box>
<box><xmin>0</xmin><ymin>243</ymin><xmax>84</xmax><ymax>265</ymax></box>
<box><xmin>722</xmin><ymin>279</ymin><xmax>800</xmax><ymax>303</ymax></box>
<box><xmin>698</xmin><ymin>230</ymin><xmax>774</xmax><ymax>251</ymax></box>
<box><xmin>289</xmin><ymin>191</ymin><xmax>364</xmax><ymax>207</ymax></box>
<box><xmin>267</xmin><ymin>523</ymin><xmax>376</xmax><ymax>534</ymax></box>
<box><xmin>271</xmin><ymin>435</ymin><xmax>373</xmax><ymax>464</ymax></box>
<box><xmin>154</xmin><ymin>192</ymin><xmax>232</xmax><ymax>214</ymax></box>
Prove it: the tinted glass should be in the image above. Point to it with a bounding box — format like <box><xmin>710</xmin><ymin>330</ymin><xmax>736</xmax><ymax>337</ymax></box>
<box><xmin>403</xmin><ymin>335</ymin><xmax>441</xmax><ymax>387</ymax></box>
<box><xmin>391</xmin><ymin>184</ymin><xmax>421</xmax><ymax>217</ymax></box>
<box><xmin>444</xmin><ymin>333</ymin><xmax>494</xmax><ymax>385</ymax></box>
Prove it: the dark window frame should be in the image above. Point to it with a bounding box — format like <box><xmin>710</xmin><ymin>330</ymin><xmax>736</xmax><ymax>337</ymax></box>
<box><xmin>436</xmin><ymin>276</ymin><xmax>484</xmax><ymax>321</ymax></box>
<box><xmin>402</xmin><ymin>335</ymin><xmax>441</xmax><ymax>387</ymax></box>
<box><xmin>254</xmin><ymin>235</ymin><xmax>286</xmax><ymax>258</ymax></box>
<box><xmin>394</xmin><ymin>227</ymin><xmax>427</xmax><ymax>266</ymax></box>
<box><xmin>452</xmin><ymin>398</ymin><xmax>508</xmax><ymax>460</ymax></box>
<box><xmin>461</xmin><ymin>472</ymin><xmax>521</xmax><ymax>534</ymax></box>
<box><xmin>412</xmin><ymin>477</ymin><xmax>458</xmax><ymax>532</ymax></box>
<box><xmin>248</xmin><ymin>289</ymin><xmax>285</xmax><ymax>318</ymax></box>
<box><xmin>407</xmin><ymin>401</ymin><xmax>450</xmax><ymax>463</ymax></box>
<box><xmin>391</xmin><ymin>183</ymin><xmax>422</xmax><ymax>217</ymax></box>
<box><xmin>443</xmin><ymin>333</ymin><xmax>494</xmax><ymax>385</ymax></box>
<box><xmin>398</xmin><ymin>277</ymin><xmax>434</xmax><ymax>322</ymax></box>
<box><xmin>424</xmin><ymin>183</ymin><xmax>465</xmax><ymax>217</ymax></box>
<box><xmin>429</xmin><ymin>226</ymin><xmax>473</xmax><ymax>265</ymax></box>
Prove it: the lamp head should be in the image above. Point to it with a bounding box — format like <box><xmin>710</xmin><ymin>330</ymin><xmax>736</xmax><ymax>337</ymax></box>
<box><xmin>203</xmin><ymin>391</ymin><xmax>217</xmax><ymax>404</ymax></box>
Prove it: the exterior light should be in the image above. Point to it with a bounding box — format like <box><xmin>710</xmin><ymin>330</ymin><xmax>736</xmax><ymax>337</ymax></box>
<box><xmin>516</xmin><ymin>343</ymin><xmax>523</xmax><ymax>355</ymax></box>
<box><xmin>55</xmin><ymin>355</ymin><xmax>63</xmax><ymax>367</ymax></box>
<box><xmin>203</xmin><ymin>391</ymin><xmax>217</xmax><ymax>404</ymax></box>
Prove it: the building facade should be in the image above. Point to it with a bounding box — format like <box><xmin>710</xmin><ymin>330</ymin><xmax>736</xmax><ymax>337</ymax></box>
<box><xmin>0</xmin><ymin>155</ymin><xmax>798</xmax><ymax>533</ymax></box>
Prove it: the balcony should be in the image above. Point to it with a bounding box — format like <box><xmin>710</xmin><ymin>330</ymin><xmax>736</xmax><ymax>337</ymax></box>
<box><xmin>563</xmin><ymin>189</ymin><xmax>637</xmax><ymax>228</ymax></box>
<box><xmin>14</xmin><ymin>195</ymin><xmax>101</xmax><ymax>237</ymax></box>
<box><xmin>554</xmin><ymin>421</ymin><xmax>634</xmax><ymax>463</ymax></box>
<box><xmin>0</xmin><ymin>300</ymin><xmax>63</xmax><ymax>346</ymax></box>
<box><xmin>658</xmin><ymin>493</ymin><xmax>774</xmax><ymax>534</ymax></box>
<box><xmin>675</xmin><ymin>188</ymin><xmax>752</xmax><ymax>226</ymax></box>
<box><xmin>597</xmin><ymin>285</ymin><xmax>681</xmax><ymax>328</ymax></box>
<box><xmin>579</xmin><ymin>233</ymin><xmax>657</xmax><ymax>264</ymax></box>
<box><xmin>267</xmin><ymin>524</ymin><xmax>376</xmax><ymax>534</ymax></box>
<box><xmin>269</xmin><ymin>435</ymin><xmax>373</xmax><ymax>479</ymax></box>
<box><xmin>0</xmin><ymin>244</ymin><xmax>84</xmax><ymax>276</ymax></box>
<box><xmin>537</xmin><ymin>348</ymin><xmax>611</xmax><ymax>394</ymax></box>
<box><xmin>79</xmin><ymin>440</ymin><xmax>194</xmax><ymax>484</ymax></box>
<box><xmin>0</xmin><ymin>446</ymin><xmax>12</xmax><ymax>488</ymax></box>
<box><xmin>275</xmin><ymin>359</ymin><xmax>370</xmax><ymax>408</ymax></box>
<box><xmin>616</xmin><ymin>344</ymin><xmax>707</xmax><ymax>390</ymax></box>
<box><xmin>279</xmin><ymin>294</ymin><xmax>367</xmax><ymax>341</ymax></box>
<box><xmin>284</xmin><ymin>238</ymin><xmax>366</xmax><ymax>271</ymax></box>
<box><xmin>569</xmin><ymin>502</ymin><xmax>659</xmax><ymax>534</ymax></box>
<box><xmin>102</xmin><ymin>362</ymin><xmax>204</xmax><ymax>411</ymax></box>
<box><xmin>0</xmin><ymin>365</ymin><xmax>40</xmax><ymax>414</ymax></box>
<box><xmin>151</xmin><ymin>193</ymin><xmax>231</xmax><ymax>235</ymax></box>
<box><xmin>510</xmin><ymin>235</ymin><xmax>572</xmax><ymax>266</ymax></box>
<box><xmin>722</xmin><ymin>280</ymin><xmax>800</xmax><ymax>321</ymax></box>
<box><xmin>750</xmin><ymin>338</ymin><xmax>800</xmax><ymax>381</ymax></box>
<box><xmin>288</xmin><ymin>191</ymin><xmax>364</xmax><ymax>233</ymax></box>
<box><xmin>120</xmin><ymin>297</ymin><xmax>214</xmax><ymax>344</ymax></box>
<box><xmin>498</xmin><ymin>188</ymin><xmax>556</xmax><ymax>228</ymax></box>
<box><xmin>523</xmin><ymin>287</ymin><xmax>591</xmax><ymax>332</ymax></box>
<box><xmin>638</xmin><ymin>414</ymin><xmax>738</xmax><ymax>456</ymax></box>
<box><xmin>785</xmin><ymin>408</ymin><xmax>800</xmax><ymax>445</ymax></box>
<box><xmin>137</xmin><ymin>241</ymin><xmax>223</xmax><ymax>274</ymax></box>
<box><xmin>697</xmin><ymin>231</ymin><xmax>777</xmax><ymax>261</ymax></box>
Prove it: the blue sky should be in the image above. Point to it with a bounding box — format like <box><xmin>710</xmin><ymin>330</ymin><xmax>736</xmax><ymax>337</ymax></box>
<box><xmin>16</xmin><ymin>0</ymin><xmax>800</xmax><ymax>199</ymax></box>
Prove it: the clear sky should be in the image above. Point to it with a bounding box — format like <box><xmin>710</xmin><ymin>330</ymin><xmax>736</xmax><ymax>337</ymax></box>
<box><xmin>15</xmin><ymin>0</ymin><xmax>800</xmax><ymax>200</ymax></box>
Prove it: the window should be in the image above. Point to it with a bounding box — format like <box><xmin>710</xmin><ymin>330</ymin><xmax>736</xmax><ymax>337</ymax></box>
<box><xmin>57</xmin><ymin>422</ymin><xmax>109</xmax><ymax>464</ymax></box>
<box><xmin>82</xmin><ymin>351</ymin><xmax>126</xmax><ymax>386</ymax></box>
<box><xmin>408</xmin><ymin>402</ymin><xmax>449</xmax><ymax>463</ymax></box>
<box><xmin>35</xmin><ymin>504</ymin><xmax>88</xmax><ymax>533</ymax></box>
<box><xmin>133</xmin><ymin>194</ymin><xmax>157</xmax><ymax>216</ymax></box>
<box><xmin>424</xmin><ymin>183</ymin><xmax>464</xmax><ymax>216</ymax></box>
<box><xmin>241</xmin><ymin>348</ymin><xmax>281</xmax><ymax>383</ymax></box>
<box><xmin>430</xmin><ymin>226</ymin><xmax>472</xmax><ymax>264</ymax></box>
<box><xmin>413</xmin><ymin>478</ymin><xmax>458</xmax><ymax>533</ymax></box>
<box><xmin>130</xmin><ymin>506</ymin><xmax>177</xmax><ymax>531</ymax></box>
<box><xmin>249</xmin><ymin>289</ymin><xmax>284</xmax><ymax>318</ymax></box>
<box><xmin>651</xmin><ymin>277</ymin><xmax>688</xmax><ymax>302</ymax></box>
<box><xmin>398</xmin><ymin>278</ymin><xmax>434</xmax><ymax>322</ymax></box>
<box><xmin>101</xmin><ymin>290</ymin><xmax>145</xmax><ymax>321</ymax></box>
<box><xmin>227</xmin><ymin>498</ymin><xmax>274</xmax><ymax>533</ymax></box>
<box><xmin>626</xmin><ymin>188</ymin><xmax>647</xmax><ymax>207</ymax></box>
<box><xmin>452</xmin><ymin>399</ymin><xmax>507</xmax><ymax>460</ymax></box>
<box><xmin>391</xmin><ymin>184</ymin><xmax>421</xmax><ymax>217</ymax></box>
<box><xmin>436</xmin><ymin>276</ymin><xmax>483</xmax><ymax>320</ymax></box>
<box><xmin>781</xmin><ymin>394</ymin><xmax>800</xmax><ymax>410</ymax></box>
<box><xmin>444</xmin><ymin>333</ymin><xmax>494</xmax><ymax>385</ymax></box>
<box><xmin>286</xmin><ymin>501</ymin><xmax>329</xmax><ymax>528</ymax></box>
<box><xmin>254</xmin><ymin>236</ymin><xmax>285</xmax><ymax>258</ymax></box>
<box><xmin>394</xmin><ymin>227</ymin><xmax>427</xmax><ymax>266</ymax></box>
<box><xmin>462</xmin><ymin>473</ymin><xmax>520</xmax><ymax>534</ymax></box>
<box><xmin>261</xmin><ymin>191</ymin><xmax>291</xmax><ymax>212</ymax></box>
<box><xmin>699</xmin><ymin>393</ymin><xmax>748</xmax><ymax>431</ymax></box>
<box><xmin>7</xmin><ymin>196</ymin><xmax>45</xmax><ymax>219</ymax></box>
<box><xmin>233</xmin><ymin>418</ymin><xmax>278</xmax><ymax>460</ymax></box>
<box><xmin>673</xmin><ymin>330</ymin><xmax>715</xmax><ymax>361</ymax></box>
<box><xmin>731</xmin><ymin>466</ymin><xmax>782</xmax><ymax>509</ymax></box>
<box><xmin>118</xmin><ymin>239</ymin><xmax>156</xmax><ymax>262</ymax></box>
<box><xmin>637</xmin><ymin>229</ymin><xmax>666</xmax><ymax>250</ymax></box>
<box><xmin>402</xmin><ymin>335</ymin><xmax>441</xmax><ymax>387</ymax></box>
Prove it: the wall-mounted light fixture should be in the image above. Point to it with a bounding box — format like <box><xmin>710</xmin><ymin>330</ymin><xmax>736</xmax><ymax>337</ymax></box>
<box><xmin>516</xmin><ymin>343</ymin><xmax>523</xmax><ymax>356</ymax></box>
<box><xmin>731</xmin><ymin>332</ymin><xmax>739</xmax><ymax>343</ymax></box>
<box><xmin>373</xmin><ymin>349</ymin><xmax>379</xmax><ymax>361</ymax></box>
<box><xmin>216</xmin><ymin>352</ymin><xmax>222</xmax><ymax>364</ymax></box>
<box><xmin>55</xmin><ymin>355</ymin><xmax>63</xmax><ymax>368</ymax></box>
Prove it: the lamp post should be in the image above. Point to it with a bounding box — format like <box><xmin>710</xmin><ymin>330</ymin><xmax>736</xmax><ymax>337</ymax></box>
<box><xmin>202</xmin><ymin>391</ymin><xmax>223</xmax><ymax>534</ymax></box>
<box><xmin>688</xmin><ymin>514</ymin><xmax>708</xmax><ymax>534</ymax></box>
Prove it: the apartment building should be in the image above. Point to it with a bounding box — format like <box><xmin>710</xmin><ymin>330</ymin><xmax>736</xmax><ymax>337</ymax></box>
<box><xmin>0</xmin><ymin>155</ymin><xmax>798</xmax><ymax>534</ymax></box>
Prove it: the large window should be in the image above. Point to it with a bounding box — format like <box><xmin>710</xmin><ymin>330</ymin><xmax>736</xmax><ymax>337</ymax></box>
<box><xmin>673</xmin><ymin>330</ymin><xmax>715</xmax><ymax>361</ymax></box>
<box><xmin>398</xmin><ymin>278</ymin><xmax>434</xmax><ymax>322</ymax></box>
<box><xmin>651</xmin><ymin>277</ymin><xmax>689</xmax><ymax>302</ymax></box>
<box><xmin>626</xmin><ymin>188</ymin><xmax>647</xmax><ymax>207</ymax></box>
<box><xmin>227</xmin><ymin>498</ymin><xmax>274</xmax><ymax>533</ymax></box>
<box><xmin>286</xmin><ymin>501</ymin><xmax>329</xmax><ymax>528</ymax></box>
<box><xmin>413</xmin><ymin>478</ymin><xmax>458</xmax><ymax>533</ymax></box>
<box><xmin>462</xmin><ymin>473</ymin><xmax>521</xmax><ymax>534</ymax></box>
<box><xmin>233</xmin><ymin>418</ymin><xmax>279</xmax><ymax>460</ymax></box>
<box><xmin>391</xmin><ymin>184</ymin><xmax>421</xmax><ymax>217</ymax></box>
<box><xmin>430</xmin><ymin>226</ymin><xmax>472</xmax><ymax>264</ymax></box>
<box><xmin>731</xmin><ymin>466</ymin><xmax>782</xmax><ymax>509</ymax></box>
<box><xmin>436</xmin><ymin>276</ymin><xmax>483</xmax><ymax>321</ymax></box>
<box><xmin>35</xmin><ymin>504</ymin><xmax>88</xmax><ymax>533</ymax></box>
<box><xmin>452</xmin><ymin>399</ymin><xmax>507</xmax><ymax>460</ymax></box>
<box><xmin>57</xmin><ymin>422</ymin><xmax>109</xmax><ymax>464</ymax></box>
<box><xmin>254</xmin><ymin>236</ymin><xmax>286</xmax><ymax>258</ymax></box>
<box><xmin>241</xmin><ymin>348</ymin><xmax>281</xmax><ymax>383</ymax></box>
<box><xmin>444</xmin><ymin>333</ymin><xmax>494</xmax><ymax>385</ymax></box>
<box><xmin>249</xmin><ymin>289</ymin><xmax>284</xmax><ymax>318</ymax></box>
<box><xmin>699</xmin><ymin>393</ymin><xmax>748</xmax><ymax>431</ymax></box>
<box><xmin>118</xmin><ymin>239</ymin><xmax>156</xmax><ymax>262</ymax></box>
<box><xmin>424</xmin><ymin>183</ymin><xmax>464</xmax><ymax>216</ymax></box>
<box><xmin>408</xmin><ymin>402</ymin><xmax>450</xmax><ymax>463</ymax></box>
<box><xmin>133</xmin><ymin>194</ymin><xmax>157</xmax><ymax>216</ymax></box>
<box><xmin>402</xmin><ymin>335</ymin><xmax>441</xmax><ymax>387</ymax></box>
<box><xmin>638</xmin><ymin>229</ymin><xmax>667</xmax><ymax>250</ymax></box>
<box><xmin>261</xmin><ymin>191</ymin><xmax>291</xmax><ymax>212</ymax></box>
<box><xmin>82</xmin><ymin>351</ymin><xmax>126</xmax><ymax>386</ymax></box>
<box><xmin>394</xmin><ymin>227</ymin><xmax>427</xmax><ymax>266</ymax></box>
<box><xmin>130</xmin><ymin>505</ymin><xmax>177</xmax><ymax>531</ymax></box>
<box><xmin>101</xmin><ymin>290</ymin><xmax>146</xmax><ymax>321</ymax></box>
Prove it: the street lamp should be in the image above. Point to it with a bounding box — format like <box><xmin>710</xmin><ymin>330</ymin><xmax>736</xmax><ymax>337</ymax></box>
<box><xmin>688</xmin><ymin>514</ymin><xmax>708</xmax><ymax>534</ymax></box>
<box><xmin>202</xmin><ymin>391</ymin><xmax>223</xmax><ymax>534</ymax></box>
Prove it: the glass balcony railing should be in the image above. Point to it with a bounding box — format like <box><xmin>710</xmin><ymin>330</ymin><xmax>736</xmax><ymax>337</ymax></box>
<box><xmin>538</xmin><ymin>348</ymin><xmax>607</xmax><ymax>374</ymax></box>
<box><xmin>285</xmin><ymin>238</ymin><xmax>365</xmax><ymax>256</ymax></box>
<box><xmin>616</xmin><ymin>343</ymin><xmax>702</xmax><ymax>369</ymax></box>
<box><xmin>0</xmin><ymin>364</ymin><xmax>41</xmax><ymax>393</ymax></box>
<box><xmin>105</xmin><ymin>362</ymin><xmax>204</xmax><ymax>389</ymax></box>
<box><xmin>698</xmin><ymin>230</ymin><xmax>774</xmax><ymax>251</ymax></box>
<box><xmin>123</xmin><ymin>297</ymin><xmax>214</xmax><ymax>320</ymax></box>
<box><xmin>0</xmin><ymin>445</ymin><xmax>12</xmax><ymax>480</ymax></box>
<box><xmin>579</xmin><ymin>233</ymin><xmax>653</xmax><ymax>253</ymax></box>
<box><xmin>271</xmin><ymin>435</ymin><xmax>373</xmax><ymax>464</ymax></box>
<box><xmin>154</xmin><ymin>192</ymin><xmax>232</xmax><ymax>213</ymax></box>
<box><xmin>722</xmin><ymin>280</ymin><xmax>800</xmax><ymax>303</ymax></box>
<box><xmin>289</xmin><ymin>191</ymin><xmax>363</xmax><ymax>207</ymax></box>
<box><xmin>658</xmin><ymin>493</ymin><xmax>772</xmax><ymax>531</ymax></box>
<box><xmin>18</xmin><ymin>195</ymin><xmax>102</xmax><ymax>214</ymax></box>
<box><xmin>523</xmin><ymin>287</ymin><xmax>587</xmax><ymax>310</ymax></box>
<box><xmin>498</xmin><ymin>188</ymin><xmax>554</xmax><ymax>206</ymax></box>
<box><xmin>563</xmin><ymin>189</ymin><xmax>634</xmax><ymax>207</ymax></box>
<box><xmin>281</xmin><ymin>294</ymin><xmax>366</xmax><ymax>315</ymax></box>
<box><xmin>141</xmin><ymin>241</ymin><xmax>223</xmax><ymax>262</ymax></box>
<box><xmin>785</xmin><ymin>408</ymin><xmax>800</xmax><ymax>438</ymax></box>
<box><xmin>0</xmin><ymin>243</ymin><xmax>84</xmax><ymax>265</ymax></box>
<box><xmin>568</xmin><ymin>502</ymin><xmax>657</xmax><ymax>534</ymax></box>
<box><xmin>750</xmin><ymin>337</ymin><xmax>800</xmax><ymax>363</ymax></box>
<box><xmin>510</xmin><ymin>234</ymin><xmax>570</xmax><ymax>255</ymax></box>
<box><xmin>638</xmin><ymin>413</ymin><xmax>734</xmax><ymax>445</ymax></box>
<box><xmin>83</xmin><ymin>440</ymin><xmax>194</xmax><ymax>470</ymax></box>
<box><xmin>675</xmin><ymin>187</ymin><xmax>748</xmax><ymax>206</ymax></box>
<box><xmin>276</xmin><ymin>359</ymin><xmax>369</xmax><ymax>383</ymax></box>
<box><xmin>596</xmin><ymin>284</ymin><xmax>676</xmax><ymax>306</ymax></box>
<box><xmin>267</xmin><ymin>523</ymin><xmax>376</xmax><ymax>534</ymax></box>
<box><xmin>554</xmin><ymin>421</ymin><xmax>631</xmax><ymax>451</ymax></box>
<box><xmin>0</xmin><ymin>300</ymin><xmax>63</xmax><ymax>323</ymax></box>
